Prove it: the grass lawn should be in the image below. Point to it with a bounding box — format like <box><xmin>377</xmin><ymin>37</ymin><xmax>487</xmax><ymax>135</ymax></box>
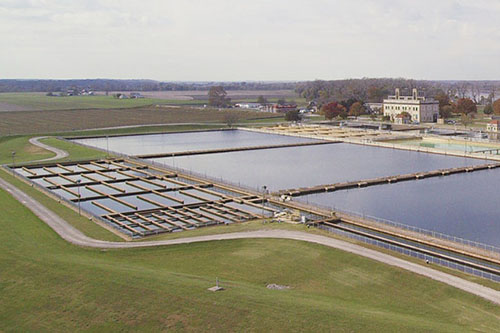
<box><xmin>0</xmin><ymin>185</ymin><xmax>499</xmax><ymax>332</ymax></box>
<box><xmin>39</xmin><ymin>137</ymin><xmax>109</xmax><ymax>162</ymax></box>
<box><xmin>0</xmin><ymin>136</ymin><xmax>53</xmax><ymax>165</ymax></box>
<box><xmin>61</xmin><ymin>124</ymin><xmax>228</xmax><ymax>138</ymax></box>
<box><xmin>0</xmin><ymin>136</ymin><xmax>109</xmax><ymax>165</ymax></box>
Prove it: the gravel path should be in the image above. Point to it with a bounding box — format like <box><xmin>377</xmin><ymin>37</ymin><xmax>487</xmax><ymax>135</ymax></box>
<box><xmin>29</xmin><ymin>136</ymin><xmax>69</xmax><ymax>161</ymax></box>
<box><xmin>1</xmin><ymin>176</ymin><xmax>499</xmax><ymax>305</ymax></box>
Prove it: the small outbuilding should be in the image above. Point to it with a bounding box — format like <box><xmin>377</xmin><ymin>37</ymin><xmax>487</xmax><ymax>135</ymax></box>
<box><xmin>486</xmin><ymin>120</ymin><xmax>500</xmax><ymax>132</ymax></box>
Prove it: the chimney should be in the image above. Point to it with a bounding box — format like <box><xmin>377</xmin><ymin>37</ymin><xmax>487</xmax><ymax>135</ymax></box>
<box><xmin>412</xmin><ymin>88</ymin><xmax>418</xmax><ymax>100</ymax></box>
<box><xmin>395</xmin><ymin>88</ymin><xmax>400</xmax><ymax>99</ymax></box>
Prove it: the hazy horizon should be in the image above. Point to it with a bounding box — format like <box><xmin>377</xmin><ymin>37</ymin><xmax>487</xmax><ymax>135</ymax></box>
<box><xmin>1</xmin><ymin>0</ymin><xmax>499</xmax><ymax>81</ymax></box>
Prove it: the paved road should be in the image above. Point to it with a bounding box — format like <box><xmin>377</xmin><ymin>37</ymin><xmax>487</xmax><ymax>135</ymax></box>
<box><xmin>1</xmin><ymin>176</ymin><xmax>499</xmax><ymax>305</ymax></box>
<box><xmin>29</xmin><ymin>136</ymin><xmax>69</xmax><ymax>162</ymax></box>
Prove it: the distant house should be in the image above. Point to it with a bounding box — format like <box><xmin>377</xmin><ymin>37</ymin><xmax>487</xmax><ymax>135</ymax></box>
<box><xmin>130</xmin><ymin>92</ymin><xmax>144</xmax><ymax>99</ymax></box>
<box><xmin>264</xmin><ymin>104</ymin><xmax>298</xmax><ymax>113</ymax></box>
<box><xmin>66</xmin><ymin>88</ymin><xmax>78</xmax><ymax>96</ymax></box>
<box><xmin>486</xmin><ymin>120</ymin><xmax>500</xmax><ymax>132</ymax></box>
<box><xmin>364</xmin><ymin>103</ymin><xmax>383</xmax><ymax>114</ymax></box>
<box><xmin>81</xmin><ymin>90</ymin><xmax>95</xmax><ymax>96</ymax></box>
<box><xmin>235</xmin><ymin>102</ymin><xmax>261</xmax><ymax>109</ymax></box>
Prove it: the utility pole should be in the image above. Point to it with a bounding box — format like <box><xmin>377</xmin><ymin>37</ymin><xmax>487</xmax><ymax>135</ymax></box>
<box><xmin>261</xmin><ymin>185</ymin><xmax>267</xmax><ymax>218</ymax></box>
<box><xmin>11</xmin><ymin>151</ymin><xmax>16</xmax><ymax>176</ymax></box>
<box><xmin>76</xmin><ymin>179</ymin><xmax>81</xmax><ymax>215</ymax></box>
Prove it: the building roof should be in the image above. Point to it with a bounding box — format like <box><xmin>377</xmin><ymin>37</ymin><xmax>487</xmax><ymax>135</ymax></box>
<box><xmin>489</xmin><ymin>120</ymin><xmax>500</xmax><ymax>125</ymax></box>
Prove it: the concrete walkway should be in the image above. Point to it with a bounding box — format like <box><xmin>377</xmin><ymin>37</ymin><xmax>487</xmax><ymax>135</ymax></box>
<box><xmin>29</xmin><ymin>136</ymin><xmax>69</xmax><ymax>162</ymax></box>
<box><xmin>1</xmin><ymin>176</ymin><xmax>499</xmax><ymax>305</ymax></box>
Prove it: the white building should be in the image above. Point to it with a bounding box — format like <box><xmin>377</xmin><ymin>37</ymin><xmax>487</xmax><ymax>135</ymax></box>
<box><xmin>235</xmin><ymin>102</ymin><xmax>261</xmax><ymax>109</ymax></box>
<box><xmin>486</xmin><ymin>120</ymin><xmax>500</xmax><ymax>132</ymax></box>
<box><xmin>383</xmin><ymin>88</ymin><xmax>439</xmax><ymax>123</ymax></box>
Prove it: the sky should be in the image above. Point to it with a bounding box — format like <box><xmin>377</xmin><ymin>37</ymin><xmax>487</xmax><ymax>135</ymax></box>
<box><xmin>1</xmin><ymin>0</ymin><xmax>499</xmax><ymax>81</ymax></box>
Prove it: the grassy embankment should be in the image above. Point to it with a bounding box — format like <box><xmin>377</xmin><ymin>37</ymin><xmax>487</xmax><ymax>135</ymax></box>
<box><xmin>0</xmin><ymin>136</ymin><xmax>109</xmax><ymax>165</ymax></box>
<box><xmin>1</xmin><ymin>183</ymin><xmax>499</xmax><ymax>331</ymax></box>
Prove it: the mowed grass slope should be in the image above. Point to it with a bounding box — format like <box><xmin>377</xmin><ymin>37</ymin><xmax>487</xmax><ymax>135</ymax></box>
<box><xmin>0</xmin><ymin>136</ymin><xmax>109</xmax><ymax>165</ymax></box>
<box><xmin>0</xmin><ymin>186</ymin><xmax>499</xmax><ymax>332</ymax></box>
<box><xmin>0</xmin><ymin>136</ymin><xmax>53</xmax><ymax>165</ymax></box>
<box><xmin>0</xmin><ymin>107</ymin><xmax>281</xmax><ymax>135</ymax></box>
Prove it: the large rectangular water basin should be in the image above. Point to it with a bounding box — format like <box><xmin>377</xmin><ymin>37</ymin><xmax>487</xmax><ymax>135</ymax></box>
<box><xmin>73</xmin><ymin>129</ymin><xmax>321</xmax><ymax>156</ymax></box>
<box><xmin>151</xmin><ymin>142</ymin><xmax>485</xmax><ymax>192</ymax></box>
<box><xmin>297</xmin><ymin>169</ymin><xmax>500</xmax><ymax>247</ymax></box>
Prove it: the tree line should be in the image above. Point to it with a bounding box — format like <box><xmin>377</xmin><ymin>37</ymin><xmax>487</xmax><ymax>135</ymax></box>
<box><xmin>0</xmin><ymin>79</ymin><xmax>297</xmax><ymax>93</ymax></box>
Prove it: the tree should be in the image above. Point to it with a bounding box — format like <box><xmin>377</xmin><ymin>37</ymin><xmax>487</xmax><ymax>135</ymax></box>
<box><xmin>208</xmin><ymin>86</ymin><xmax>231</xmax><ymax>107</ymax></box>
<box><xmin>461</xmin><ymin>113</ymin><xmax>474</xmax><ymax>128</ymax></box>
<box><xmin>434</xmin><ymin>91</ymin><xmax>450</xmax><ymax>110</ymax></box>
<box><xmin>494</xmin><ymin>99</ymin><xmax>500</xmax><ymax>115</ymax></box>
<box><xmin>453</xmin><ymin>98</ymin><xmax>477</xmax><ymax>114</ymax></box>
<box><xmin>484</xmin><ymin>104</ymin><xmax>493</xmax><ymax>115</ymax></box>
<box><xmin>223</xmin><ymin>112</ymin><xmax>239</xmax><ymax>128</ymax></box>
<box><xmin>321</xmin><ymin>102</ymin><xmax>346</xmax><ymax>120</ymax></box>
<box><xmin>277</xmin><ymin>98</ymin><xmax>287</xmax><ymax>105</ymax></box>
<box><xmin>285</xmin><ymin>110</ymin><xmax>301</xmax><ymax>122</ymax></box>
<box><xmin>348</xmin><ymin>102</ymin><xmax>365</xmax><ymax>117</ymax></box>
<box><xmin>440</xmin><ymin>105</ymin><xmax>453</xmax><ymax>119</ymax></box>
<box><xmin>257</xmin><ymin>95</ymin><xmax>268</xmax><ymax>104</ymax></box>
<box><xmin>340</xmin><ymin>98</ymin><xmax>359</xmax><ymax>110</ymax></box>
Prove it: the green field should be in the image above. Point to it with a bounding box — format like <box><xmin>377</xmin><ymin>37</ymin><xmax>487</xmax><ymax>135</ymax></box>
<box><xmin>0</xmin><ymin>93</ymin><xmax>170</xmax><ymax>111</ymax></box>
<box><xmin>1</xmin><ymin>185</ymin><xmax>499</xmax><ymax>331</ymax></box>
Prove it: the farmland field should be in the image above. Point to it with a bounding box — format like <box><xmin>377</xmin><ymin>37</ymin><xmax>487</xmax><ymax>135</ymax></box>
<box><xmin>0</xmin><ymin>106</ymin><xmax>282</xmax><ymax>135</ymax></box>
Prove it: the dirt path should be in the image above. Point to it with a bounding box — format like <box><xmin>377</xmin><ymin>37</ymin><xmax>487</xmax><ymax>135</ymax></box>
<box><xmin>28</xmin><ymin>136</ymin><xmax>69</xmax><ymax>162</ymax></box>
<box><xmin>1</xmin><ymin>175</ymin><xmax>499</xmax><ymax>305</ymax></box>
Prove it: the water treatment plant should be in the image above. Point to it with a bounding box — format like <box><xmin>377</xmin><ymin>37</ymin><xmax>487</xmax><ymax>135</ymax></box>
<box><xmin>8</xmin><ymin>125</ymin><xmax>500</xmax><ymax>286</ymax></box>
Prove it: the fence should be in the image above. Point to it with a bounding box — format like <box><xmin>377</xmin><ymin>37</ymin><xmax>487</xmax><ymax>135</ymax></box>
<box><xmin>298</xmin><ymin>198</ymin><xmax>500</xmax><ymax>256</ymax></box>
<box><xmin>319</xmin><ymin>224</ymin><xmax>500</xmax><ymax>283</ymax></box>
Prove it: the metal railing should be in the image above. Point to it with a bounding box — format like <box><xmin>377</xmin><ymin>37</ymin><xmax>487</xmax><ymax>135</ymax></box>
<box><xmin>319</xmin><ymin>224</ymin><xmax>500</xmax><ymax>283</ymax></box>
<box><xmin>302</xmin><ymin>199</ymin><xmax>500</xmax><ymax>256</ymax></box>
